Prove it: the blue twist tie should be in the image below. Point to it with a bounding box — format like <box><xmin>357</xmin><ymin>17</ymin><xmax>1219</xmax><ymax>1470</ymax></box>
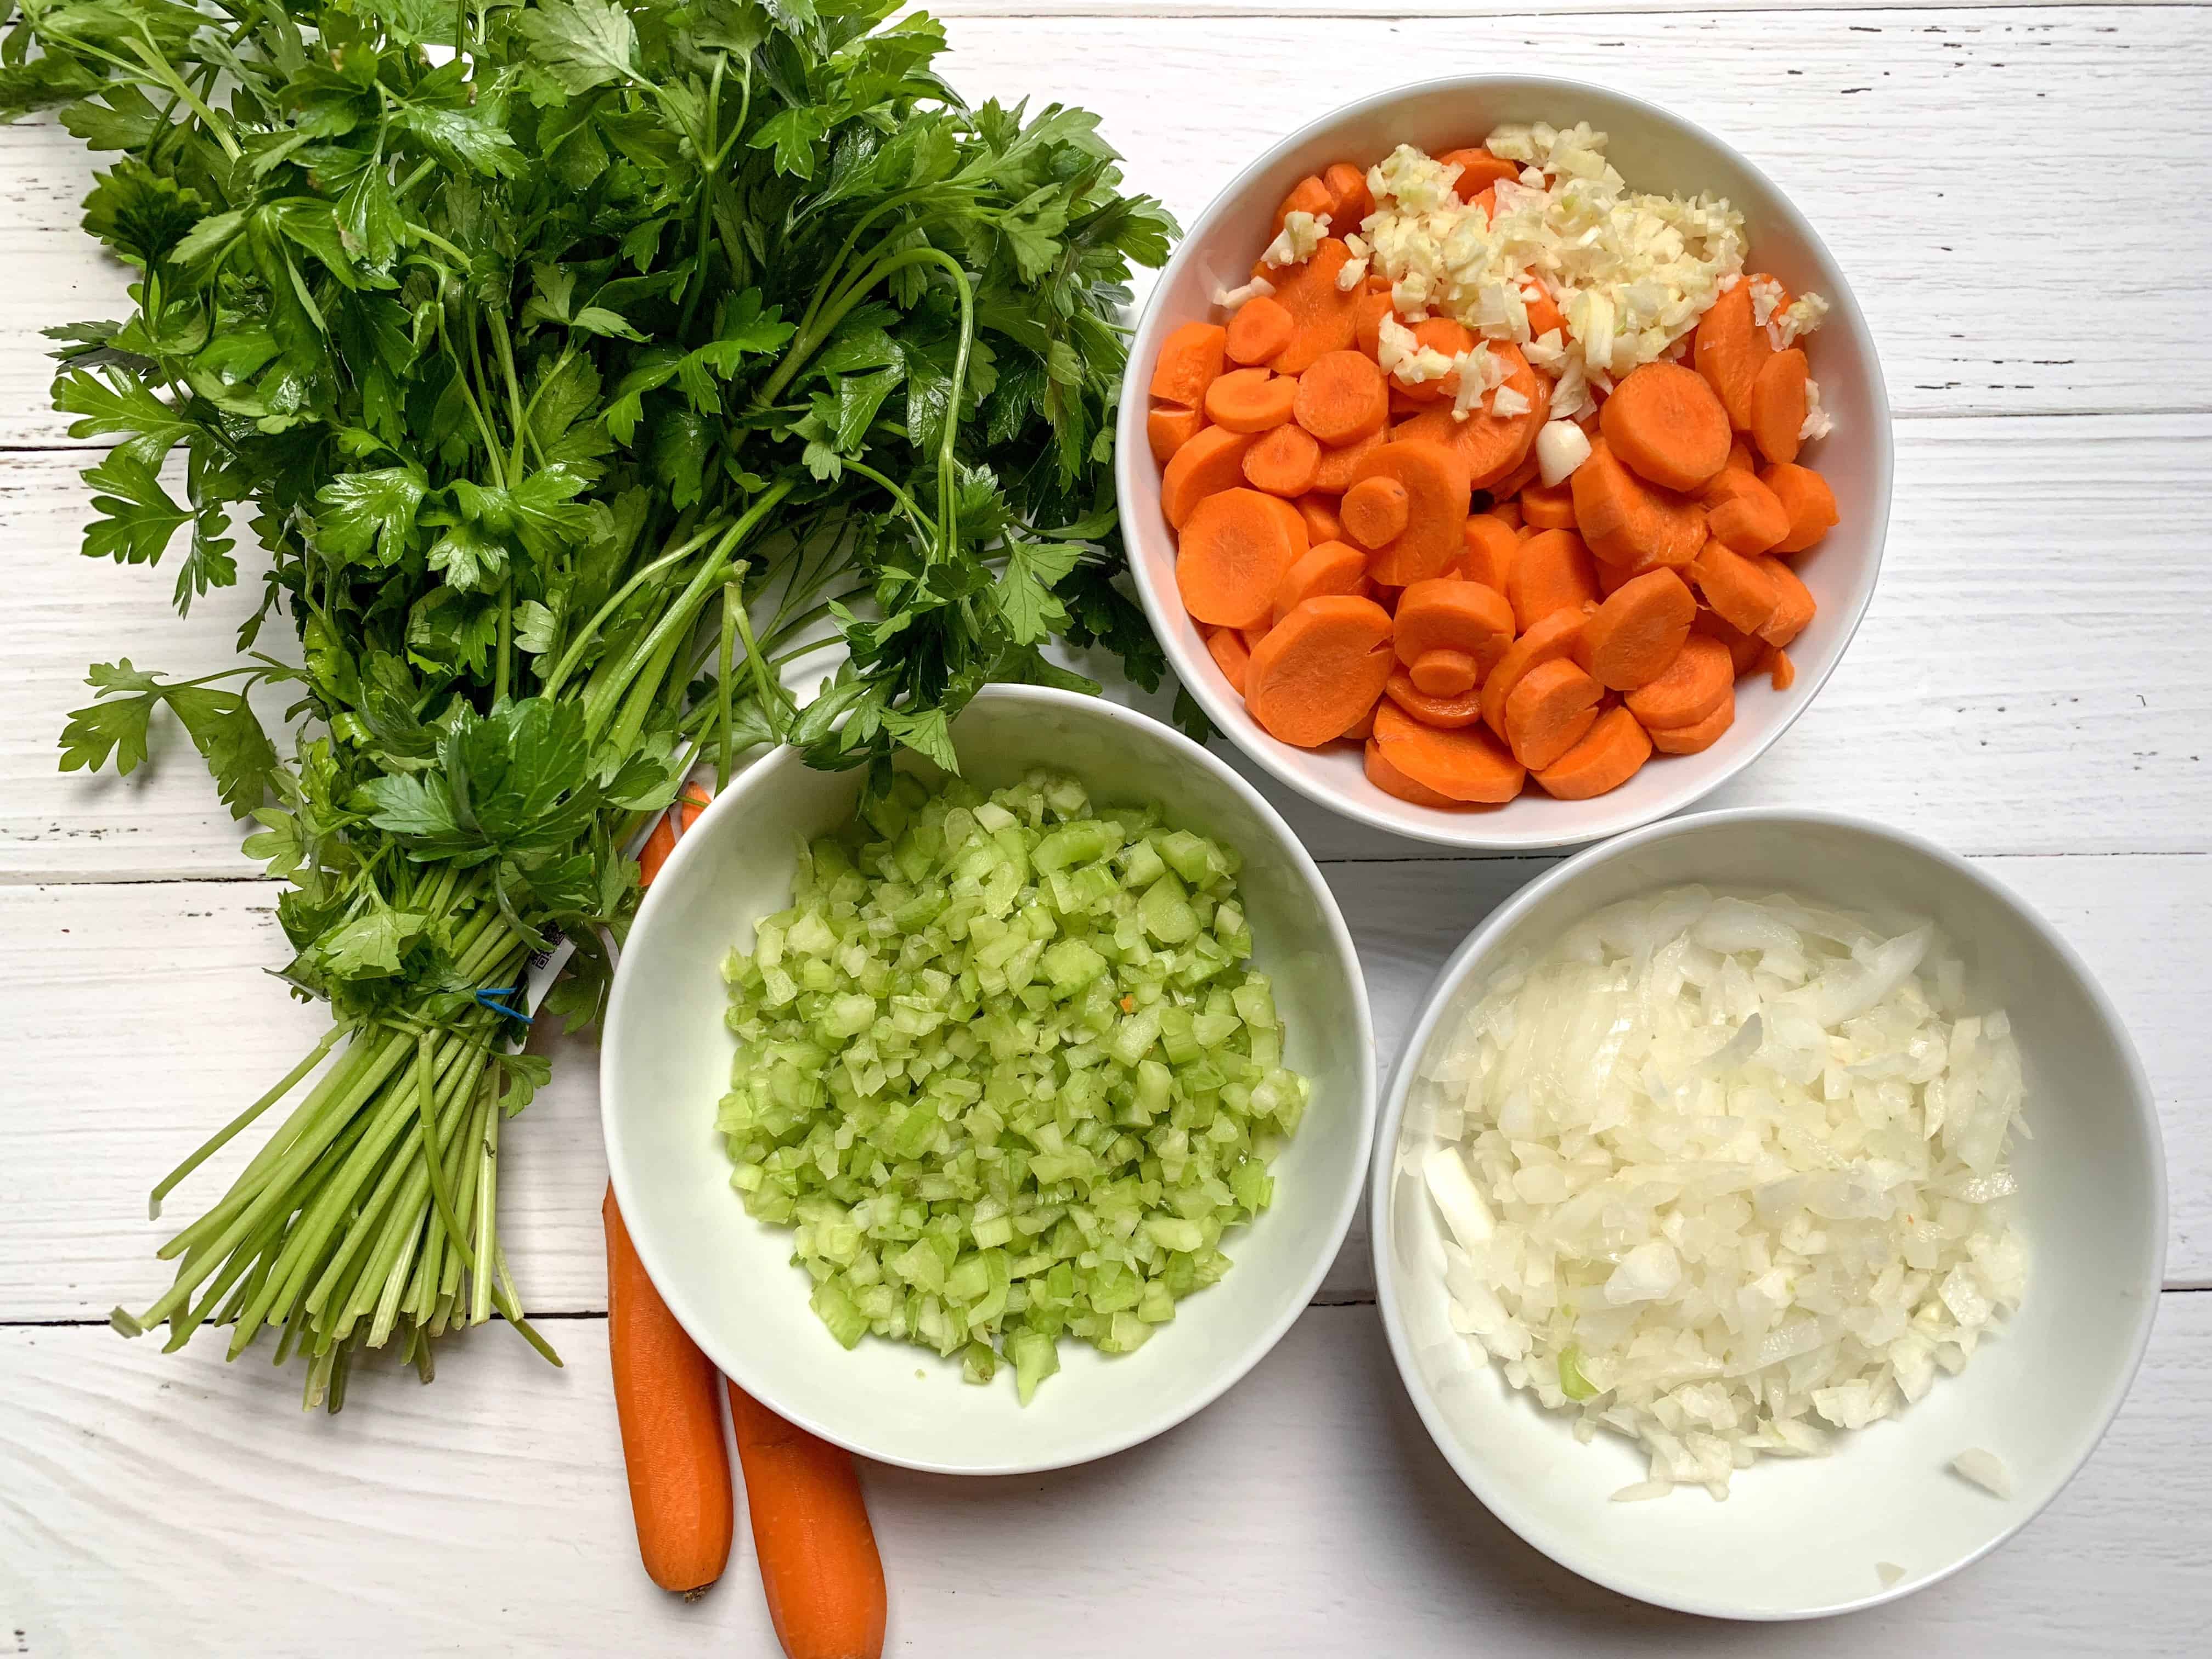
<box><xmin>475</xmin><ymin>985</ymin><xmax>533</xmax><ymax>1026</ymax></box>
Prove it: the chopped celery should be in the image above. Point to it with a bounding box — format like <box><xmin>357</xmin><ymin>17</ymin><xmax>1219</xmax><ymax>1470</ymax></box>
<box><xmin>718</xmin><ymin>769</ymin><xmax>1309</xmax><ymax>1399</ymax></box>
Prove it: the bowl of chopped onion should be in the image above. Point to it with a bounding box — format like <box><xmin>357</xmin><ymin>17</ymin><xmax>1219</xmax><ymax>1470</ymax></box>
<box><xmin>603</xmin><ymin>686</ymin><xmax>1375</xmax><ymax>1474</ymax></box>
<box><xmin>1117</xmin><ymin>78</ymin><xmax>1889</xmax><ymax>848</ymax></box>
<box><xmin>1371</xmin><ymin>808</ymin><xmax>2164</xmax><ymax>1617</ymax></box>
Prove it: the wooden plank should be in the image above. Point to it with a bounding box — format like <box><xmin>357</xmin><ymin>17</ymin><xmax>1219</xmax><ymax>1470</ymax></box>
<box><xmin>8</xmin><ymin>411</ymin><xmax>2207</xmax><ymax>881</ymax></box>
<box><xmin>3</xmin><ymin>849</ymin><xmax>2200</xmax><ymax>1327</ymax></box>
<box><xmin>0</xmin><ymin>9</ymin><xmax>2204</xmax><ymax>449</ymax></box>
<box><xmin>1</xmin><ymin>1293</ymin><xmax>2205</xmax><ymax>1652</ymax></box>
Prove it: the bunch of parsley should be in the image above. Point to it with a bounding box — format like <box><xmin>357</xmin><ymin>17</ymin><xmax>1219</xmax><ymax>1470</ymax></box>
<box><xmin>3</xmin><ymin>0</ymin><xmax>1179</xmax><ymax>1407</ymax></box>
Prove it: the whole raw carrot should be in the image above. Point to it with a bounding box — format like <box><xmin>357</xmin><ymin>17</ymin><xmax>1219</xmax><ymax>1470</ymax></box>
<box><xmin>605</xmin><ymin>1187</ymin><xmax>733</xmax><ymax>1595</ymax></box>
<box><xmin>727</xmin><ymin>1380</ymin><xmax>888</xmax><ymax>1659</ymax></box>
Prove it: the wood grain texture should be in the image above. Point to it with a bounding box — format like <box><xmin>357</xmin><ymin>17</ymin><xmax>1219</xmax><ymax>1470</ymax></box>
<box><xmin>9</xmin><ymin>413</ymin><xmax>2207</xmax><ymax>880</ymax></box>
<box><xmin>4</xmin><ymin>850</ymin><xmax>2200</xmax><ymax>1329</ymax></box>
<box><xmin>0</xmin><ymin>9</ymin><xmax>2207</xmax><ymax>452</ymax></box>
<box><xmin>2</xmin><ymin>1295</ymin><xmax>2206</xmax><ymax>1654</ymax></box>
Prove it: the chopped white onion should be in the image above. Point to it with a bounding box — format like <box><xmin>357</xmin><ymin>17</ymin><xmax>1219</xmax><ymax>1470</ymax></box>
<box><xmin>1412</xmin><ymin>886</ymin><xmax>2028</xmax><ymax>1498</ymax></box>
<box><xmin>1951</xmin><ymin>1447</ymin><xmax>2015</xmax><ymax>1498</ymax></box>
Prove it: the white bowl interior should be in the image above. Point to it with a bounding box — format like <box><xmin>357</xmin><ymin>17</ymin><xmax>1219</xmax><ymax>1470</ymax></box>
<box><xmin>603</xmin><ymin>688</ymin><xmax>1376</xmax><ymax>1474</ymax></box>
<box><xmin>1374</xmin><ymin>812</ymin><xmax>2165</xmax><ymax>1618</ymax></box>
<box><xmin>1116</xmin><ymin>77</ymin><xmax>1892</xmax><ymax>850</ymax></box>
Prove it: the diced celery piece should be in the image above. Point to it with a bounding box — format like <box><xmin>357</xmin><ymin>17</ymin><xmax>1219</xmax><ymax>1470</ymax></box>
<box><xmin>1033</xmin><ymin>820</ymin><xmax>1122</xmax><ymax>873</ymax></box>
<box><xmin>811</xmin><ymin>1282</ymin><xmax>868</xmax><ymax>1349</ymax></box>
<box><xmin>1012</xmin><ymin>1330</ymin><xmax>1059</xmax><ymax>1404</ymax></box>
<box><xmin>1139</xmin><ymin>874</ymin><xmax>1198</xmax><ymax>945</ymax></box>
<box><xmin>1041</xmin><ymin>938</ymin><xmax>1108</xmax><ymax>1001</ymax></box>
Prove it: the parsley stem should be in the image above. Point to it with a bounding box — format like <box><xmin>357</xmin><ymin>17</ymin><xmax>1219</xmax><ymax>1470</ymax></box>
<box><xmin>717</xmin><ymin>576</ymin><xmax>741</xmax><ymax>789</ymax></box>
<box><xmin>148</xmin><ymin>1022</ymin><xmax>351</xmax><ymax>1221</ymax></box>
<box><xmin>541</xmin><ymin>521</ymin><xmax>720</xmax><ymax>698</ymax></box>
<box><xmin>414</xmin><ymin>1029</ymin><xmax>477</xmax><ymax>1273</ymax></box>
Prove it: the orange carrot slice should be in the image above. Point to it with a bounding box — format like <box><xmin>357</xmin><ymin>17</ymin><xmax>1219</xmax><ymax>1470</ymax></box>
<box><xmin>1176</xmin><ymin>487</ymin><xmax>1307</xmax><ymax>629</ymax></box>
<box><xmin>1647</xmin><ymin>685</ymin><xmax>1736</xmax><ymax>754</ymax></box>
<box><xmin>1204</xmin><ymin>367</ymin><xmax>1297</xmax><ymax>434</ymax></box>
<box><xmin>1695</xmin><ymin>606</ymin><xmax>1769</xmax><ymax>679</ymax></box>
<box><xmin>1244</xmin><ymin>595</ymin><xmax>1395</xmax><ymax>748</ymax></box>
<box><xmin>1243</xmin><ymin>422</ymin><xmax>1321</xmax><ymax>496</ymax></box>
<box><xmin>1150</xmin><ymin>320</ymin><xmax>1227</xmax><ymax>408</ymax></box>
<box><xmin>1570</xmin><ymin>437</ymin><xmax>1708</xmax><ymax>569</ymax></box>
<box><xmin>1767</xmin><ymin>646</ymin><xmax>1796</xmax><ymax>691</ymax></box>
<box><xmin>1689</xmin><ymin>538</ymin><xmax>1782</xmax><ymax>636</ymax></box>
<box><xmin>1459</xmin><ymin>514</ymin><xmax>1518</xmax><ymax>592</ymax></box>
<box><xmin>1600</xmin><ymin>360</ymin><xmax>1733</xmax><ymax>492</ymax></box>
<box><xmin>1409</xmin><ymin>649</ymin><xmax>1479</xmax><ymax>697</ymax></box>
<box><xmin>1488</xmin><ymin>496</ymin><xmax>1523</xmax><ymax>532</ymax></box>
<box><xmin>1273</xmin><ymin>540</ymin><xmax>1369</xmax><ymax>625</ymax></box>
<box><xmin>1341</xmin><ymin>475</ymin><xmax>1410</xmax><ymax>549</ymax></box>
<box><xmin>1309</xmin><ymin>428</ymin><xmax>1384</xmax><ymax>496</ymax></box>
<box><xmin>1351</xmin><ymin>440</ymin><xmax>1472</xmax><ymax>586</ymax></box>
<box><xmin>1322</xmin><ymin>162</ymin><xmax>1372</xmax><ymax>230</ymax></box>
<box><xmin>1294</xmin><ymin>494</ymin><xmax>1346</xmax><ymax>546</ymax></box>
<box><xmin>1383</xmin><ymin>669</ymin><xmax>1486</xmax><ymax>730</ymax></box>
<box><xmin>1390</xmin><ymin>317</ymin><xmax>1476</xmax><ymax>403</ymax></box>
<box><xmin>1225</xmin><ymin>295</ymin><xmax>1295</xmax><ymax>368</ymax></box>
<box><xmin>1354</xmin><ymin>290</ymin><xmax>1395</xmax><ymax>360</ymax></box>
<box><xmin>1437</xmin><ymin>147</ymin><xmax>1521</xmax><ymax>199</ymax></box>
<box><xmin>1269</xmin><ymin>239</ymin><xmax>1363</xmax><ymax>374</ymax></box>
<box><xmin>1372</xmin><ymin>701</ymin><xmax>1526</xmax><ymax>803</ymax></box>
<box><xmin>1691</xmin><ymin>282</ymin><xmax>1771</xmax><ymax>431</ymax></box>
<box><xmin>1203</xmin><ymin>624</ymin><xmax>1252</xmax><ymax>694</ymax></box>
<box><xmin>1623</xmin><ymin>632</ymin><xmax>1733</xmax><ymax>729</ymax></box>
<box><xmin>1579</xmin><ymin>568</ymin><xmax>1695</xmax><ymax>691</ymax></box>
<box><xmin>1505</xmin><ymin>528</ymin><xmax>1601</xmax><ymax>634</ymax></box>
<box><xmin>1147</xmin><ymin>404</ymin><xmax>1204</xmax><ymax>468</ymax></box>
<box><xmin>1160</xmin><ymin>426</ymin><xmax>1260</xmax><ymax>529</ymax></box>
<box><xmin>1751</xmin><ymin>556</ymin><xmax>1815</xmax><ymax>647</ymax></box>
<box><xmin>1392</xmin><ymin>343</ymin><xmax>1544</xmax><ymax>490</ymax></box>
<box><xmin>1392</xmin><ymin>578</ymin><xmax>1515</xmax><ymax>676</ymax></box>
<box><xmin>1481</xmin><ymin>607</ymin><xmax>1587</xmax><ymax>740</ymax></box>
<box><xmin>1749</xmin><ymin>348</ymin><xmax>1809</xmax><ymax>465</ymax></box>
<box><xmin>1534</xmin><ymin>706</ymin><xmax>1652</xmax><ymax>798</ymax></box>
<box><xmin>1293</xmin><ymin>350</ymin><xmax>1389</xmax><ymax>447</ymax></box>
<box><xmin>1761</xmin><ymin>462</ymin><xmax>1838</xmax><ymax>555</ymax></box>
<box><xmin>1702</xmin><ymin>470</ymin><xmax>1790</xmax><ymax>555</ymax></box>
<box><xmin>1504</xmin><ymin>657</ymin><xmax>1604</xmax><ymax>771</ymax></box>
<box><xmin>1340</xmin><ymin>700</ymin><xmax>1379</xmax><ymax>742</ymax></box>
<box><xmin>1273</xmin><ymin>174</ymin><xmax>1333</xmax><ymax>233</ymax></box>
<box><xmin>1520</xmin><ymin>479</ymin><xmax>1577</xmax><ymax>531</ymax></box>
<box><xmin>1365</xmin><ymin>737</ymin><xmax>1462</xmax><ymax>808</ymax></box>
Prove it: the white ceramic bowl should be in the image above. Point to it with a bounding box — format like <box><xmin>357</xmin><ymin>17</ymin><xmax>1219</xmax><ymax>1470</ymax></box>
<box><xmin>602</xmin><ymin>687</ymin><xmax>1376</xmax><ymax>1475</ymax></box>
<box><xmin>1371</xmin><ymin>809</ymin><xmax>2166</xmax><ymax>1618</ymax></box>
<box><xmin>1116</xmin><ymin>78</ymin><xmax>1892</xmax><ymax>850</ymax></box>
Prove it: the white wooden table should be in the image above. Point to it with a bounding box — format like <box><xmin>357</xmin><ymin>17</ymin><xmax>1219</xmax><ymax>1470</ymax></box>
<box><xmin>3</xmin><ymin>4</ymin><xmax>2209</xmax><ymax>1652</ymax></box>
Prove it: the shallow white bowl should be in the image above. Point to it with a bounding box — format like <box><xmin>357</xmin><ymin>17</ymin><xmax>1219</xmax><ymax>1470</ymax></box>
<box><xmin>1370</xmin><ymin>809</ymin><xmax>2166</xmax><ymax>1618</ymax></box>
<box><xmin>603</xmin><ymin>687</ymin><xmax>1375</xmax><ymax>1475</ymax></box>
<box><xmin>1116</xmin><ymin>78</ymin><xmax>1892</xmax><ymax>851</ymax></box>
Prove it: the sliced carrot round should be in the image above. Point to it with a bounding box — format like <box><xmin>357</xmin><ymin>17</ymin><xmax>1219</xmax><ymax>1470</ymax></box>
<box><xmin>1480</xmin><ymin>607</ymin><xmax>1587</xmax><ymax>740</ymax></box>
<box><xmin>1437</xmin><ymin>148</ymin><xmax>1521</xmax><ymax>199</ymax></box>
<box><xmin>1504</xmin><ymin>657</ymin><xmax>1604</xmax><ymax>771</ymax></box>
<box><xmin>1310</xmin><ymin>428</ymin><xmax>1384</xmax><ymax>496</ymax></box>
<box><xmin>1767</xmin><ymin>646</ymin><xmax>1797</xmax><ymax>691</ymax></box>
<box><xmin>1322</xmin><ymin>162</ymin><xmax>1373</xmax><ymax>230</ymax></box>
<box><xmin>1570</xmin><ymin>437</ymin><xmax>1707</xmax><ymax>569</ymax></box>
<box><xmin>1364</xmin><ymin>737</ymin><xmax>1461</xmax><ymax>808</ymax></box>
<box><xmin>1599</xmin><ymin>361</ymin><xmax>1733</xmax><ymax>493</ymax></box>
<box><xmin>1383</xmin><ymin>669</ymin><xmax>1486</xmax><ymax>730</ymax></box>
<box><xmin>1391</xmin><ymin>317</ymin><xmax>1476</xmax><ymax>403</ymax></box>
<box><xmin>1226</xmin><ymin>295</ymin><xmax>1295</xmax><ymax>368</ymax></box>
<box><xmin>1150</xmin><ymin>321</ymin><xmax>1227</xmax><ymax>408</ymax></box>
<box><xmin>1160</xmin><ymin>426</ymin><xmax>1260</xmax><ymax>530</ymax></box>
<box><xmin>1691</xmin><ymin>282</ymin><xmax>1771</xmax><ymax>431</ymax></box>
<box><xmin>1505</xmin><ymin>528</ymin><xmax>1601</xmax><ymax>635</ymax></box>
<box><xmin>1409</xmin><ymin>648</ymin><xmax>1479</xmax><ymax>697</ymax></box>
<box><xmin>1272</xmin><ymin>175</ymin><xmax>1333</xmax><ymax>232</ymax></box>
<box><xmin>1372</xmin><ymin>702</ymin><xmax>1526</xmax><ymax>803</ymax></box>
<box><xmin>1204</xmin><ymin>368</ymin><xmax>1297</xmax><ymax>434</ymax></box>
<box><xmin>1579</xmin><ymin>568</ymin><xmax>1695</xmax><ymax>691</ymax></box>
<box><xmin>1647</xmin><ymin>686</ymin><xmax>1736</xmax><ymax>755</ymax></box>
<box><xmin>1341</xmin><ymin>475</ymin><xmax>1410</xmax><ymax>549</ymax></box>
<box><xmin>1487</xmin><ymin>497</ymin><xmax>1523</xmax><ymax>532</ymax></box>
<box><xmin>1293</xmin><ymin>351</ymin><xmax>1389</xmax><ymax>447</ymax></box>
<box><xmin>1243</xmin><ymin>595</ymin><xmax>1395</xmax><ymax>748</ymax></box>
<box><xmin>1273</xmin><ymin>540</ymin><xmax>1369</xmax><ymax>625</ymax></box>
<box><xmin>1268</xmin><ymin>239</ymin><xmax>1362</xmax><ymax>375</ymax></box>
<box><xmin>1519</xmin><ymin>479</ymin><xmax>1577</xmax><ymax>531</ymax></box>
<box><xmin>1622</xmin><ymin>633</ymin><xmax>1733</xmax><ymax>729</ymax></box>
<box><xmin>1751</xmin><ymin>556</ymin><xmax>1815</xmax><ymax>648</ymax></box>
<box><xmin>1392</xmin><ymin>578</ymin><xmax>1515</xmax><ymax>676</ymax></box>
<box><xmin>1176</xmin><ymin>487</ymin><xmax>1306</xmax><ymax>630</ymax></box>
<box><xmin>1703</xmin><ymin>470</ymin><xmax>1790</xmax><ymax>555</ymax></box>
<box><xmin>1695</xmin><ymin>606</ymin><xmax>1769</xmax><ymax>679</ymax></box>
<box><xmin>1689</xmin><ymin>537</ymin><xmax>1782</xmax><ymax>636</ymax></box>
<box><xmin>1459</xmin><ymin>514</ymin><xmax>1518</xmax><ymax>592</ymax></box>
<box><xmin>1354</xmin><ymin>290</ymin><xmax>1396</xmax><ymax>361</ymax></box>
<box><xmin>1202</xmin><ymin>625</ymin><xmax>1251</xmax><ymax>695</ymax></box>
<box><xmin>1242</xmin><ymin>422</ymin><xmax>1321</xmax><ymax>497</ymax></box>
<box><xmin>1293</xmin><ymin>494</ymin><xmax>1346</xmax><ymax>548</ymax></box>
<box><xmin>1749</xmin><ymin>348</ymin><xmax>1809</xmax><ymax>465</ymax></box>
<box><xmin>1534</xmin><ymin>707</ymin><xmax>1652</xmax><ymax>799</ymax></box>
<box><xmin>1761</xmin><ymin>462</ymin><xmax>1838</xmax><ymax>555</ymax></box>
<box><xmin>1340</xmin><ymin>699</ymin><xmax>1379</xmax><ymax>742</ymax></box>
<box><xmin>1147</xmin><ymin>404</ymin><xmax>1205</xmax><ymax>468</ymax></box>
<box><xmin>1392</xmin><ymin>343</ymin><xmax>1544</xmax><ymax>491</ymax></box>
<box><xmin>1350</xmin><ymin>440</ymin><xmax>1472</xmax><ymax>586</ymax></box>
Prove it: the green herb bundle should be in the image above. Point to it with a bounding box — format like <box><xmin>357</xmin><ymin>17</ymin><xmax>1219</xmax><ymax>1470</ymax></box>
<box><xmin>2</xmin><ymin>0</ymin><xmax>1180</xmax><ymax>1407</ymax></box>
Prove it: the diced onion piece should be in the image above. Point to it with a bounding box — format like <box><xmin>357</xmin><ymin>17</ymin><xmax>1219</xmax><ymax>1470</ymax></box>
<box><xmin>1950</xmin><ymin>1447</ymin><xmax>2014</xmax><ymax>1499</ymax></box>
<box><xmin>1535</xmin><ymin>419</ymin><xmax>1591</xmax><ymax>486</ymax></box>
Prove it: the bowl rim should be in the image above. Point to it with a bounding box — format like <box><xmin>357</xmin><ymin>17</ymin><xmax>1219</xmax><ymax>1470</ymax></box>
<box><xmin>1114</xmin><ymin>74</ymin><xmax>1895</xmax><ymax>853</ymax></box>
<box><xmin>1366</xmin><ymin>804</ymin><xmax>2170</xmax><ymax>1618</ymax></box>
<box><xmin>602</xmin><ymin>683</ymin><xmax>1381</xmax><ymax>1475</ymax></box>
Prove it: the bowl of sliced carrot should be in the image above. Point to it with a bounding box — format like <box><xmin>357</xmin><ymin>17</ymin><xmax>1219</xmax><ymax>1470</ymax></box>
<box><xmin>1116</xmin><ymin>79</ymin><xmax>1889</xmax><ymax>849</ymax></box>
